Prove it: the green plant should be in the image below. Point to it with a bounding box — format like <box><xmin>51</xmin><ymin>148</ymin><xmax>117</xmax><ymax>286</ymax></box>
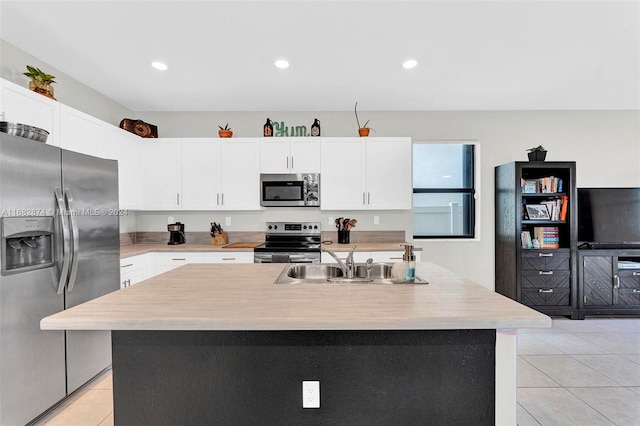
<box><xmin>354</xmin><ymin>102</ymin><xmax>370</xmax><ymax>129</ymax></box>
<box><xmin>23</xmin><ymin>65</ymin><xmax>56</xmax><ymax>87</ymax></box>
<box><xmin>527</xmin><ymin>145</ymin><xmax>546</xmax><ymax>152</ymax></box>
<box><xmin>218</xmin><ymin>123</ymin><xmax>231</xmax><ymax>131</ymax></box>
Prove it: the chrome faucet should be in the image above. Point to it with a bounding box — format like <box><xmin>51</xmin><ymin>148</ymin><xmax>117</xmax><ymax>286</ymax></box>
<box><xmin>323</xmin><ymin>245</ymin><xmax>357</xmax><ymax>279</ymax></box>
<box><xmin>365</xmin><ymin>257</ymin><xmax>373</xmax><ymax>281</ymax></box>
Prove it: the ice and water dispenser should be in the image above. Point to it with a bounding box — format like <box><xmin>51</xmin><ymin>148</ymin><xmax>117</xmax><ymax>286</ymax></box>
<box><xmin>1</xmin><ymin>217</ymin><xmax>55</xmax><ymax>275</ymax></box>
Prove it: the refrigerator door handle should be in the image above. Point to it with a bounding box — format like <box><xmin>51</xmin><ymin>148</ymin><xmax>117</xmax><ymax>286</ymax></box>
<box><xmin>64</xmin><ymin>188</ymin><xmax>80</xmax><ymax>292</ymax></box>
<box><xmin>54</xmin><ymin>187</ymin><xmax>71</xmax><ymax>294</ymax></box>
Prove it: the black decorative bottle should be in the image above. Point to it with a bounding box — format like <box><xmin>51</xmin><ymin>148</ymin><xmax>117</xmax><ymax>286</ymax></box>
<box><xmin>311</xmin><ymin>118</ymin><xmax>321</xmax><ymax>136</ymax></box>
<box><xmin>263</xmin><ymin>118</ymin><xmax>273</xmax><ymax>137</ymax></box>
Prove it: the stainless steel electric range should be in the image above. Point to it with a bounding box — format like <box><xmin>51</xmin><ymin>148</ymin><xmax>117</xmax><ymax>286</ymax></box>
<box><xmin>253</xmin><ymin>222</ymin><xmax>321</xmax><ymax>263</ymax></box>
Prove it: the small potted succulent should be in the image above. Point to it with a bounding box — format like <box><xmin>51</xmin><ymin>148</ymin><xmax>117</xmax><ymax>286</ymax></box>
<box><xmin>527</xmin><ymin>145</ymin><xmax>547</xmax><ymax>161</ymax></box>
<box><xmin>218</xmin><ymin>124</ymin><xmax>233</xmax><ymax>138</ymax></box>
<box><xmin>354</xmin><ymin>102</ymin><xmax>372</xmax><ymax>137</ymax></box>
<box><xmin>23</xmin><ymin>65</ymin><xmax>57</xmax><ymax>100</ymax></box>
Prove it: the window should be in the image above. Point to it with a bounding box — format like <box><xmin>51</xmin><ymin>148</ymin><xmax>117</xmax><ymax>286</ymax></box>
<box><xmin>413</xmin><ymin>143</ymin><xmax>476</xmax><ymax>238</ymax></box>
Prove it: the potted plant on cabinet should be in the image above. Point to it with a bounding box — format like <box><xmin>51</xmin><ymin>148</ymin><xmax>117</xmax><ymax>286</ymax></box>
<box><xmin>527</xmin><ymin>145</ymin><xmax>547</xmax><ymax>161</ymax></box>
<box><xmin>23</xmin><ymin>65</ymin><xmax>57</xmax><ymax>100</ymax></box>
<box><xmin>354</xmin><ymin>102</ymin><xmax>371</xmax><ymax>137</ymax></box>
<box><xmin>218</xmin><ymin>124</ymin><xmax>233</xmax><ymax>138</ymax></box>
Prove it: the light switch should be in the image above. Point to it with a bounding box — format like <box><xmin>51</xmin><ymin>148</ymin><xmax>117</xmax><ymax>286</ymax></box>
<box><xmin>374</xmin><ymin>215</ymin><xmax>380</xmax><ymax>225</ymax></box>
<box><xmin>225</xmin><ymin>217</ymin><xmax>231</xmax><ymax>226</ymax></box>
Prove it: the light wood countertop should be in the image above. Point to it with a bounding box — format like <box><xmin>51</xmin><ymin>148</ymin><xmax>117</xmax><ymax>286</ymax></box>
<box><xmin>120</xmin><ymin>242</ymin><xmax>421</xmax><ymax>258</ymax></box>
<box><xmin>41</xmin><ymin>262</ymin><xmax>550</xmax><ymax>332</ymax></box>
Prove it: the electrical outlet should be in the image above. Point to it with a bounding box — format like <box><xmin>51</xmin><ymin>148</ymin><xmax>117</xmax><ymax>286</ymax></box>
<box><xmin>168</xmin><ymin>216</ymin><xmax>174</xmax><ymax>224</ymax></box>
<box><xmin>328</xmin><ymin>216</ymin><xmax>334</xmax><ymax>226</ymax></box>
<box><xmin>374</xmin><ymin>215</ymin><xmax>380</xmax><ymax>225</ymax></box>
<box><xmin>302</xmin><ymin>381</ymin><xmax>320</xmax><ymax>409</ymax></box>
<box><xmin>225</xmin><ymin>216</ymin><xmax>231</xmax><ymax>226</ymax></box>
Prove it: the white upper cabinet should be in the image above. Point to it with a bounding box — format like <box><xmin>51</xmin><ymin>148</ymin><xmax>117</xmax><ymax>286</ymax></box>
<box><xmin>181</xmin><ymin>139</ymin><xmax>219</xmax><ymax>210</ymax></box>
<box><xmin>219</xmin><ymin>138</ymin><xmax>261</xmax><ymax>210</ymax></box>
<box><xmin>59</xmin><ymin>104</ymin><xmax>105</xmax><ymax>157</ymax></box>
<box><xmin>260</xmin><ymin>137</ymin><xmax>320</xmax><ymax>173</ymax></box>
<box><xmin>0</xmin><ymin>78</ymin><xmax>60</xmax><ymax>146</ymax></box>
<box><xmin>321</xmin><ymin>137</ymin><xmax>412</xmax><ymax>210</ymax></box>
<box><xmin>142</xmin><ymin>138</ymin><xmax>261</xmax><ymax>211</ymax></box>
<box><xmin>102</xmin><ymin>126</ymin><xmax>142</xmax><ymax>210</ymax></box>
<box><xmin>141</xmin><ymin>138</ymin><xmax>182</xmax><ymax>210</ymax></box>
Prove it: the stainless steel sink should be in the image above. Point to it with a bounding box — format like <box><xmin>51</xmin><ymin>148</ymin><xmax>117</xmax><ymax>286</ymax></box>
<box><xmin>274</xmin><ymin>263</ymin><xmax>427</xmax><ymax>285</ymax></box>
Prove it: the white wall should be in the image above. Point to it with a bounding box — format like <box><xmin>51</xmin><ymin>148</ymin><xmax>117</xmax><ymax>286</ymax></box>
<box><xmin>3</xmin><ymin>40</ymin><xmax>639</xmax><ymax>289</ymax></box>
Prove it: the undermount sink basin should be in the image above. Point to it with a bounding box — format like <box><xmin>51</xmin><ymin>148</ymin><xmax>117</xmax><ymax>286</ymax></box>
<box><xmin>274</xmin><ymin>263</ymin><xmax>427</xmax><ymax>285</ymax></box>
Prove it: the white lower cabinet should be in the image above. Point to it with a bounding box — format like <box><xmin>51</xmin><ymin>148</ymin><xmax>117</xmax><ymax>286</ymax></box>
<box><xmin>202</xmin><ymin>252</ymin><xmax>254</xmax><ymax>263</ymax></box>
<box><xmin>154</xmin><ymin>252</ymin><xmax>206</xmax><ymax>275</ymax></box>
<box><xmin>120</xmin><ymin>253</ymin><xmax>154</xmax><ymax>288</ymax></box>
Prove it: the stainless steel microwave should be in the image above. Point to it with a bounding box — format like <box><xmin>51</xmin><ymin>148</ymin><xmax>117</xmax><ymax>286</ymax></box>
<box><xmin>260</xmin><ymin>173</ymin><xmax>320</xmax><ymax>207</ymax></box>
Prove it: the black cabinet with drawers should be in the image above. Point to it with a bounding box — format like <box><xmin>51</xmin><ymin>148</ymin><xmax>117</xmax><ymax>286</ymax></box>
<box><xmin>578</xmin><ymin>249</ymin><xmax>640</xmax><ymax>318</ymax></box>
<box><xmin>495</xmin><ymin>161</ymin><xmax>578</xmax><ymax>319</ymax></box>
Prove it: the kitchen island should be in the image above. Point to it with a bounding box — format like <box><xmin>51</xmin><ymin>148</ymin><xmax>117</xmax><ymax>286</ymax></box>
<box><xmin>41</xmin><ymin>262</ymin><xmax>549</xmax><ymax>425</ymax></box>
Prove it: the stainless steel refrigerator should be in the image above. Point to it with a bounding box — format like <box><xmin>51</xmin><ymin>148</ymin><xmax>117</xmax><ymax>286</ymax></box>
<box><xmin>0</xmin><ymin>132</ymin><xmax>119</xmax><ymax>425</ymax></box>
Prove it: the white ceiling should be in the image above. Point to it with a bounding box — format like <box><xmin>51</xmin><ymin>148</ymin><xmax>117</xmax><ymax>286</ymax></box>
<box><xmin>1</xmin><ymin>0</ymin><xmax>639</xmax><ymax>112</ymax></box>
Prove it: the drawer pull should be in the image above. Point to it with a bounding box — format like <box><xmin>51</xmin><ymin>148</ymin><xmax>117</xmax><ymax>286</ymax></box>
<box><xmin>120</xmin><ymin>263</ymin><xmax>134</xmax><ymax>268</ymax></box>
<box><xmin>539</xmin><ymin>271</ymin><xmax>554</xmax><ymax>275</ymax></box>
<box><xmin>221</xmin><ymin>257</ymin><xmax>236</xmax><ymax>261</ymax></box>
<box><xmin>633</xmin><ymin>272</ymin><xmax>640</xmax><ymax>276</ymax></box>
<box><xmin>538</xmin><ymin>253</ymin><xmax>554</xmax><ymax>257</ymax></box>
<box><xmin>389</xmin><ymin>257</ymin><xmax>403</xmax><ymax>260</ymax></box>
<box><xmin>538</xmin><ymin>288</ymin><xmax>554</xmax><ymax>293</ymax></box>
<box><xmin>633</xmin><ymin>289</ymin><xmax>640</xmax><ymax>293</ymax></box>
<box><xmin>172</xmin><ymin>258</ymin><xmax>186</xmax><ymax>261</ymax></box>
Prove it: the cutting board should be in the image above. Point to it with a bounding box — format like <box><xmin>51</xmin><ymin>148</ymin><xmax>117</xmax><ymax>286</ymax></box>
<box><xmin>222</xmin><ymin>242</ymin><xmax>263</xmax><ymax>249</ymax></box>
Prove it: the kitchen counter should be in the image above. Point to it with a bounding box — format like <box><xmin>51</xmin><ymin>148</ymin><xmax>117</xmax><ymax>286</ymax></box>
<box><xmin>41</xmin><ymin>262</ymin><xmax>547</xmax><ymax>425</ymax></box>
<box><xmin>120</xmin><ymin>242</ymin><xmax>421</xmax><ymax>259</ymax></box>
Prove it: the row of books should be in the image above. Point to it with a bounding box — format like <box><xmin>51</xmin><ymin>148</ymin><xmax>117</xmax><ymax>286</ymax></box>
<box><xmin>521</xmin><ymin>227</ymin><xmax>560</xmax><ymax>249</ymax></box>
<box><xmin>521</xmin><ymin>176</ymin><xmax>563</xmax><ymax>194</ymax></box>
<box><xmin>522</xmin><ymin>196</ymin><xmax>568</xmax><ymax>221</ymax></box>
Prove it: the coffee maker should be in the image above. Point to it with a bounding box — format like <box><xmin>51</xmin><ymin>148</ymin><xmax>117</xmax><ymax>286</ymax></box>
<box><xmin>167</xmin><ymin>222</ymin><xmax>186</xmax><ymax>245</ymax></box>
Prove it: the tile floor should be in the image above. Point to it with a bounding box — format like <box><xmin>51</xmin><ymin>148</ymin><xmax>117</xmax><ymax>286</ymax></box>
<box><xmin>33</xmin><ymin>318</ymin><xmax>640</xmax><ymax>425</ymax></box>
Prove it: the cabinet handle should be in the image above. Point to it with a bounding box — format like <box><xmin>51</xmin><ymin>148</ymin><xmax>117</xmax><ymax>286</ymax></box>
<box><xmin>291</xmin><ymin>156</ymin><xmax>294</xmax><ymax>170</ymax></box>
<box><xmin>217</xmin><ymin>193</ymin><xmax>220</xmax><ymax>205</ymax></box>
<box><xmin>121</xmin><ymin>263</ymin><xmax>134</xmax><ymax>268</ymax></box>
<box><xmin>172</xmin><ymin>258</ymin><xmax>186</xmax><ymax>261</ymax></box>
<box><xmin>286</xmin><ymin>156</ymin><xmax>289</xmax><ymax>169</ymax></box>
<box><xmin>389</xmin><ymin>257</ymin><xmax>403</xmax><ymax>260</ymax></box>
<box><xmin>221</xmin><ymin>193</ymin><xmax>224</xmax><ymax>205</ymax></box>
<box><xmin>538</xmin><ymin>289</ymin><xmax>554</xmax><ymax>293</ymax></box>
<box><xmin>539</xmin><ymin>271</ymin><xmax>554</xmax><ymax>275</ymax></box>
<box><xmin>368</xmin><ymin>192</ymin><xmax>371</xmax><ymax>205</ymax></box>
<box><xmin>633</xmin><ymin>272</ymin><xmax>640</xmax><ymax>276</ymax></box>
<box><xmin>613</xmin><ymin>274</ymin><xmax>620</xmax><ymax>288</ymax></box>
<box><xmin>363</xmin><ymin>192</ymin><xmax>366</xmax><ymax>205</ymax></box>
<box><xmin>538</xmin><ymin>253</ymin><xmax>554</xmax><ymax>257</ymax></box>
<box><xmin>177</xmin><ymin>193</ymin><xmax>180</xmax><ymax>205</ymax></box>
<box><xmin>633</xmin><ymin>289</ymin><xmax>639</xmax><ymax>293</ymax></box>
<box><xmin>221</xmin><ymin>257</ymin><xmax>236</xmax><ymax>261</ymax></box>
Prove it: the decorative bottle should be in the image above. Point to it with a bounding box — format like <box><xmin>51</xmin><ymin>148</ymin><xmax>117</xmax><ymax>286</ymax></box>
<box><xmin>311</xmin><ymin>119</ymin><xmax>321</xmax><ymax>137</ymax></box>
<box><xmin>263</xmin><ymin>118</ymin><xmax>273</xmax><ymax>137</ymax></box>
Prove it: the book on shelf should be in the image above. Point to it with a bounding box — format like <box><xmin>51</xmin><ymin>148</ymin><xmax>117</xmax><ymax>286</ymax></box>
<box><xmin>521</xmin><ymin>231</ymin><xmax>533</xmax><ymax>249</ymax></box>
<box><xmin>523</xmin><ymin>195</ymin><xmax>568</xmax><ymax>221</ymax></box>
<box><xmin>520</xmin><ymin>176</ymin><xmax>563</xmax><ymax>194</ymax></box>
<box><xmin>534</xmin><ymin>226</ymin><xmax>560</xmax><ymax>249</ymax></box>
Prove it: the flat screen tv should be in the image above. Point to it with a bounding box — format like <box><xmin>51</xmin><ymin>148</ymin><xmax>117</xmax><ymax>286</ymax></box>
<box><xmin>578</xmin><ymin>187</ymin><xmax>640</xmax><ymax>248</ymax></box>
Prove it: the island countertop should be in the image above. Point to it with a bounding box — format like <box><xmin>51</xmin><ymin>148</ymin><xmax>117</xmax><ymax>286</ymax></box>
<box><xmin>41</xmin><ymin>262</ymin><xmax>550</xmax><ymax>331</ymax></box>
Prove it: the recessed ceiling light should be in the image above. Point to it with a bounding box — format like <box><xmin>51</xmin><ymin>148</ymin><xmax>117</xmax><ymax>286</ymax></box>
<box><xmin>275</xmin><ymin>59</ymin><xmax>290</xmax><ymax>69</ymax></box>
<box><xmin>402</xmin><ymin>59</ymin><xmax>418</xmax><ymax>69</ymax></box>
<box><xmin>151</xmin><ymin>61</ymin><xmax>168</xmax><ymax>71</ymax></box>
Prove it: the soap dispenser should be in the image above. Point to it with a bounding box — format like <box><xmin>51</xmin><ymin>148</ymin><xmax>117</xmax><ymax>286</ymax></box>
<box><xmin>403</xmin><ymin>244</ymin><xmax>416</xmax><ymax>282</ymax></box>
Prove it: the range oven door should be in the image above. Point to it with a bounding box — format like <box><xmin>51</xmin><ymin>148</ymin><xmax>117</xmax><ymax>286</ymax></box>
<box><xmin>254</xmin><ymin>252</ymin><xmax>320</xmax><ymax>264</ymax></box>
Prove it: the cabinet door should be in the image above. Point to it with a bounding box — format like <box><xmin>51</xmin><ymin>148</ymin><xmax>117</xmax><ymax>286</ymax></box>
<box><xmin>141</xmin><ymin>139</ymin><xmax>182</xmax><ymax>210</ymax></box>
<box><xmin>366</xmin><ymin>138</ymin><xmax>412</xmax><ymax>210</ymax></box>
<box><xmin>219</xmin><ymin>138</ymin><xmax>261</xmax><ymax>210</ymax></box>
<box><xmin>181</xmin><ymin>139</ymin><xmax>220</xmax><ymax>210</ymax></box>
<box><xmin>0</xmin><ymin>78</ymin><xmax>60</xmax><ymax>146</ymax></box>
<box><xmin>320</xmin><ymin>138</ymin><xmax>367</xmax><ymax>210</ymax></box>
<box><xmin>260</xmin><ymin>138</ymin><xmax>290</xmax><ymax>173</ymax></box>
<box><xmin>616</xmin><ymin>269</ymin><xmax>640</xmax><ymax>305</ymax></box>
<box><xmin>290</xmin><ymin>137</ymin><xmax>320</xmax><ymax>173</ymax></box>
<box><xmin>582</xmin><ymin>256</ymin><xmax>614</xmax><ymax>306</ymax></box>
<box><xmin>59</xmin><ymin>104</ymin><xmax>105</xmax><ymax>157</ymax></box>
<box><xmin>103</xmin><ymin>127</ymin><xmax>141</xmax><ymax>210</ymax></box>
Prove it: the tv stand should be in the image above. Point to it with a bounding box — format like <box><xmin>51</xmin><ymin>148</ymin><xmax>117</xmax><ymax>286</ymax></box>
<box><xmin>578</xmin><ymin>248</ymin><xmax>640</xmax><ymax>318</ymax></box>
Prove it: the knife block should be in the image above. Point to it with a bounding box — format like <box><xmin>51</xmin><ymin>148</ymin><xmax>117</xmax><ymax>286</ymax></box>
<box><xmin>211</xmin><ymin>232</ymin><xmax>228</xmax><ymax>246</ymax></box>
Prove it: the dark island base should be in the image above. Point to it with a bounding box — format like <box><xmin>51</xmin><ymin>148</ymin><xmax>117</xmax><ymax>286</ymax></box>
<box><xmin>112</xmin><ymin>330</ymin><xmax>496</xmax><ymax>425</ymax></box>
